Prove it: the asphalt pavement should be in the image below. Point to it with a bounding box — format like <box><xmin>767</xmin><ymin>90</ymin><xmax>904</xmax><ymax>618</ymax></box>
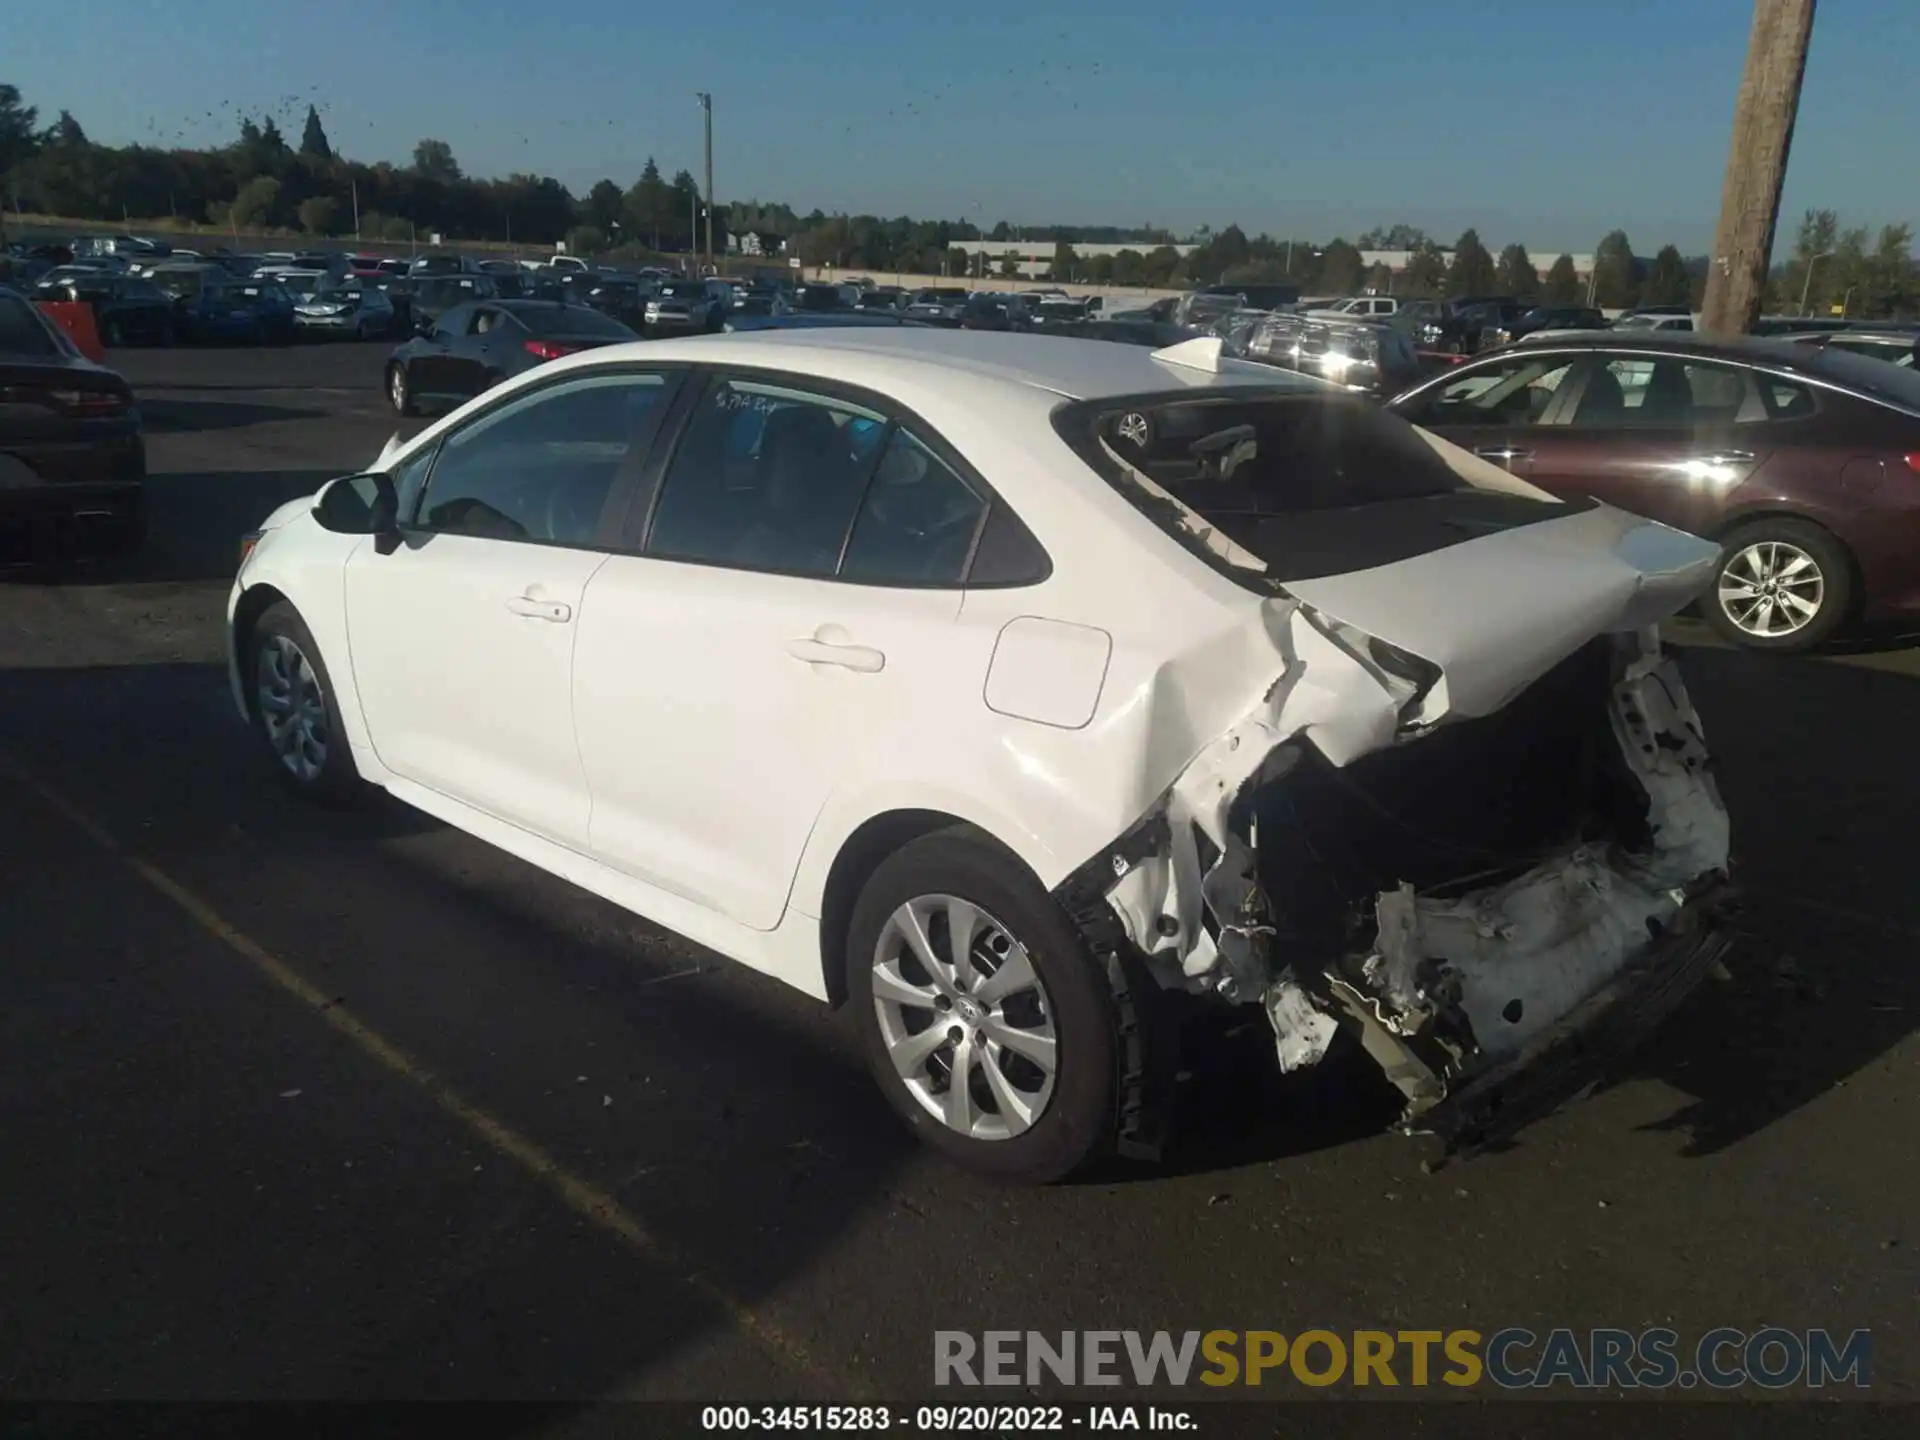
<box><xmin>2</xmin><ymin>339</ymin><xmax>1916</xmax><ymax>1419</ymax></box>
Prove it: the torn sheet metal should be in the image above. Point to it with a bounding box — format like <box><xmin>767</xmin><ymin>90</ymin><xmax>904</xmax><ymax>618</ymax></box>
<box><xmin>1090</xmin><ymin>593</ymin><xmax>1730</xmax><ymax>1118</ymax></box>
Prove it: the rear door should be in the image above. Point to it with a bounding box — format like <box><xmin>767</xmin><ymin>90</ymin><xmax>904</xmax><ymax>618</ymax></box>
<box><xmin>1520</xmin><ymin>353</ymin><xmax>1770</xmax><ymax>534</ymax></box>
<box><xmin>572</xmin><ymin>372</ymin><xmax>984</xmax><ymax>931</ymax></box>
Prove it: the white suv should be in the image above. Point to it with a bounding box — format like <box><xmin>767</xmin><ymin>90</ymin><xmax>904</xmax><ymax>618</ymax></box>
<box><xmin>228</xmin><ymin>330</ymin><xmax>1733</xmax><ymax>1182</ymax></box>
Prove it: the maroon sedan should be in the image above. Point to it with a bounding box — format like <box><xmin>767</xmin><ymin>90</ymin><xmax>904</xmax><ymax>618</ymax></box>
<box><xmin>1386</xmin><ymin>333</ymin><xmax>1920</xmax><ymax>651</ymax></box>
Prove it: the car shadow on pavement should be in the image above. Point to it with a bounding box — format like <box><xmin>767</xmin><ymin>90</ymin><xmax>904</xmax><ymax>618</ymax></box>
<box><xmin>140</xmin><ymin>399</ymin><xmax>327</xmax><ymax>434</ymax></box>
<box><xmin>1624</xmin><ymin>644</ymin><xmax>1920</xmax><ymax>1157</ymax></box>
<box><xmin>0</xmin><ymin>659</ymin><xmax>912</xmax><ymax>1404</ymax></box>
<box><xmin>132</xmin><ymin>468</ymin><xmax>341</xmax><ymax>585</ymax></box>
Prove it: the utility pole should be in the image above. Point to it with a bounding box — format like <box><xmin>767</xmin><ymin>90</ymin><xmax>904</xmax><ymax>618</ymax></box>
<box><xmin>695</xmin><ymin>91</ymin><xmax>714</xmax><ymax>270</ymax></box>
<box><xmin>1701</xmin><ymin>0</ymin><xmax>1818</xmax><ymax>334</ymax></box>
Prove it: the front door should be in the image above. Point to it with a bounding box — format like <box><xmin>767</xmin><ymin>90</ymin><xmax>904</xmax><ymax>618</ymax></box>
<box><xmin>406</xmin><ymin>303</ymin><xmax>470</xmax><ymax>398</ymax></box>
<box><xmin>574</xmin><ymin>374</ymin><xmax>989</xmax><ymax>931</ymax></box>
<box><xmin>343</xmin><ymin>367</ymin><xmax>680</xmax><ymax>849</ymax></box>
<box><xmin>1392</xmin><ymin>350</ymin><xmax>1580</xmax><ymax>479</ymax></box>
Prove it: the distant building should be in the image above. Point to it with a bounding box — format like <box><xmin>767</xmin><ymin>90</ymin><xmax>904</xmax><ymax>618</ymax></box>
<box><xmin>729</xmin><ymin>230</ymin><xmax>788</xmax><ymax>257</ymax></box>
<box><xmin>958</xmin><ymin>238</ymin><xmax>1197</xmax><ymax>278</ymax></box>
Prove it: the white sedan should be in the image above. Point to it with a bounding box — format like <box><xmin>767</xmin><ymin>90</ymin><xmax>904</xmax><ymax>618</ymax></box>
<box><xmin>228</xmin><ymin>329</ymin><xmax>1733</xmax><ymax>1183</ymax></box>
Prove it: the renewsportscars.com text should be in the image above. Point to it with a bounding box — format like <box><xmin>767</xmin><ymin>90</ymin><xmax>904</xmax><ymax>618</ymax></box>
<box><xmin>934</xmin><ymin>1328</ymin><xmax>1872</xmax><ymax>1390</ymax></box>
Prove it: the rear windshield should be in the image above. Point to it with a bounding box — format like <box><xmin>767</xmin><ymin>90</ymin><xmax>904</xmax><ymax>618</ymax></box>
<box><xmin>1799</xmin><ymin>343</ymin><xmax>1920</xmax><ymax>411</ymax></box>
<box><xmin>1056</xmin><ymin>391</ymin><xmax>1504</xmax><ymax>585</ymax></box>
<box><xmin>0</xmin><ymin>295</ymin><xmax>60</xmax><ymax>357</ymax></box>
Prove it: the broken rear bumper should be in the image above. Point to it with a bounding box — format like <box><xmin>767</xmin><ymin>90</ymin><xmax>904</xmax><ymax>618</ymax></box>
<box><xmin>1399</xmin><ymin>877</ymin><xmax>1735</xmax><ymax>1156</ymax></box>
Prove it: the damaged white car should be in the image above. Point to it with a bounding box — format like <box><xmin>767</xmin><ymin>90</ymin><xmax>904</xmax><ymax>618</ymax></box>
<box><xmin>227</xmin><ymin>328</ymin><xmax>1733</xmax><ymax>1184</ymax></box>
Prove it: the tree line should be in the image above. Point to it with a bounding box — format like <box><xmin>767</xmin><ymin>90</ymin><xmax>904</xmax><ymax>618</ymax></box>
<box><xmin>2</xmin><ymin>83</ymin><xmax>1911</xmax><ymax>314</ymax></box>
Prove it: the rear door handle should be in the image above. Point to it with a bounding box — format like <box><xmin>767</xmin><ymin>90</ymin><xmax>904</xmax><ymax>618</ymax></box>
<box><xmin>506</xmin><ymin>595</ymin><xmax>572</xmax><ymax>623</ymax></box>
<box><xmin>1700</xmin><ymin>450</ymin><xmax>1756</xmax><ymax>465</ymax></box>
<box><xmin>786</xmin><ymin>638</ymin><xmax>886</xmax><ymax>673</ymax></box>
<box><xmin>1474</xmin><ymin>445</ymin><xmax>1533</xmax><ymax>461</ymax></box>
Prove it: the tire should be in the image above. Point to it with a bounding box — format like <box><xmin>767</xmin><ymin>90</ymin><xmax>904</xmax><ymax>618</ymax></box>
<box><xmin>103</xmin><ymin>320</ymin><xmax>124</xmax><ymax>347</ymax></box>
<box><xmin>482</xmin><ymin>368</ymin><xmax>504</xmax><ymax>390</ymax></box>
<box><xmin>387</xmin><ymin>362</ymin><xmax>418</xmax><ymax>416</ymax></box>
<box><xmin>1703</xmin><ymin>517</ymin><xmax>1854</xmax><ymax>653</ymax></box>
<box><xmin>846</xmin><ymin>828</ymin><xmax>1117</xmax><ymax>1184</ymax></box>
<box><xmin>247</xmin><ymin>601</ymin><xmax>365</xmax><ymax>806</ymax></box>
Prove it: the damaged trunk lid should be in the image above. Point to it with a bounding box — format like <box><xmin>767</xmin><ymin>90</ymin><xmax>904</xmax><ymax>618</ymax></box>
<box><xmin>1054</xmin><ymin>386</ymin><xmax>1735</xmax><ymax>1149</ymax></box>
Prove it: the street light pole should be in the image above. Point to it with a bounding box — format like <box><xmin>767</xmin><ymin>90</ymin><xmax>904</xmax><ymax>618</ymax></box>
<box><xmin>695</xmin><ymin>92</ymin><xmax>714</xmax><ymax>270</ymax></box>
<box><xmin>1798</xmin><ymin>248</ymin><xmax>1833</xmax><ymax>315</ymax></box>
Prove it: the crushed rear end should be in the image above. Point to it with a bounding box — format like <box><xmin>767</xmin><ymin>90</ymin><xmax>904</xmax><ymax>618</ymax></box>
<box><xmin>1051</xmin><ymin>378</ymin><xmax>1734</xmax><ymax>1154</ymax></box>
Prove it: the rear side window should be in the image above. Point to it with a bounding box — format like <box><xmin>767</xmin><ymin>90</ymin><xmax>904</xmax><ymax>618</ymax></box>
<box><xmin>840</xmin><ymin>430</ymin><xmax>987</xmax><ymax>585</ymax></box>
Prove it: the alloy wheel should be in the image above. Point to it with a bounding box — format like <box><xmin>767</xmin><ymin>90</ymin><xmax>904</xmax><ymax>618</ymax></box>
<box><xmin>1718</xmin><ymin>540</ymin><xmax>1825</xmax><ymax>639</ymax></box>
<box><xmin>871</xmin><ymin>894</ymin><xmax>1058</xmax><ymax>1141</ymax></box>
<box><xmin>256</xmin><ymin>634</ymin><xmax>330</xmax><ymax>782</ymax></box>
<box><xmin>388</xmin><ymin>366</ymin><xmax>407</xmax><ymax>410</ymax></box>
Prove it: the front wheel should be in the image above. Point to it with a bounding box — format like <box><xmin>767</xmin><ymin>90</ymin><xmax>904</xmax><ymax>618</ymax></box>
<box><xmin>387</xmin><ymin>362</ymin><xmax>418</xmax><ymax>416</ymax></box>
<box><xmin>847</xmin><ymin>828</ymin><xmax>1117</xmax><ymax>1184</ymax></box>
<box><xmin>1704</xmin><ymin>517</ymin><xmax>1853</xmax><ymax>652</ymax></box>
<box><xmin>248</xmin><ymin>601</ymin><xmax>364</xmax><ymax>805</ymax></box>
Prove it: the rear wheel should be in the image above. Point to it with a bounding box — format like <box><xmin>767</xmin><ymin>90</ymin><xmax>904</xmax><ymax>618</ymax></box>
<box><xmin>1705</xmin><ymin>517</ymin><xmax>1853</xmax><ymax>653</ymax></box>
<box><xmin>847</xmin><ymin>828</ymin><xmax>1117</xmax><ymax>1184</ymax></box>
<box><xmin>247</xmin><ymin>601</ymin><xmax>364</xmax><ymax>805</ymax></box>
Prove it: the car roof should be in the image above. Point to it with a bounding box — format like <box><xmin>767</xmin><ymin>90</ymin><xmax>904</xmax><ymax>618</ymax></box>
<box><xmin>624</xmin><ymin>328</ymin><xmax>1307</xmax><ymax>401</ymax></box>
<box><xmin>1493</xmin><ymin>330</ymin><xmax>1819</xmax><ymax>363</ymax></box>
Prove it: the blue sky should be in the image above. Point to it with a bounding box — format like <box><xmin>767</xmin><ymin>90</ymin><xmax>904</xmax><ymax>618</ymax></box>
<box><xmin>8</xmin><ymin>0</ymin><xmax>1914</xmax><ymax>252</ymax></box>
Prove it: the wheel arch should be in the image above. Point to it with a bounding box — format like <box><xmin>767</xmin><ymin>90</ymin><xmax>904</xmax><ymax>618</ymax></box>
<box><xmin>814</xmin><ymin>808</ymin><xmax>1045</xmax><ymax>1008</ymax></box>
<box><xmin>230</xmin><ymin>581</ymin><xmax>292</xmax><ymax>719</ymax></box>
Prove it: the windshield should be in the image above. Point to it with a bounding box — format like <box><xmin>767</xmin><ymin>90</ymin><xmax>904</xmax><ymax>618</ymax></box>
<box><xmin>915</xmin><ymin>289</ymin><xmax>968</xmax><ymax>302</ymax></box>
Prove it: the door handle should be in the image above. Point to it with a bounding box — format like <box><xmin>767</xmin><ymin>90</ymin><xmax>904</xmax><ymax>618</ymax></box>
<box><xmin>505</xmin><ymin>595</ymin><xmax>572</xmax><ymax>623</ymax></box>
<box><xmin>1699</xmin><ymin>450</ymin><xmax>1755</xmax><ymax>465</ymax></box>
<box><xmin>786</xmin><ymin>638</ymin><xmax>886</xmax><ymax>673</ymax></box>
<box><xmin>1473</xmin><ymin>445</ymin><xmax>1533</xmax><ymax>461</ymax></box>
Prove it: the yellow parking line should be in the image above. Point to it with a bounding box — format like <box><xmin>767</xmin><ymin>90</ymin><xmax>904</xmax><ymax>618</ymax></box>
<box><xmin>0</xmin><ymin>747</ymin><xmax>859</xmax><ymax>1399</ymax></box>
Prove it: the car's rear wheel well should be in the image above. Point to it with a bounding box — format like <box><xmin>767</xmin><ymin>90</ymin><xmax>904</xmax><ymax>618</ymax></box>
<box><xmin>231</xmin><ymin>583</ymin><xmax>291</xmax><ymax>716</ymax></box>
<box><xmin>818</xmin><ymin>809</ymin><xmax>1031</xmax><ymax>1007</ymax></box>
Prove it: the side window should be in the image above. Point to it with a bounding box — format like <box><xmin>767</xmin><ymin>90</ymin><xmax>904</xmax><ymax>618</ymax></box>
<box><xmin>1571</xmin><ymin>358</ymin><xmax>1752</xmax><ymax>427</ymax></box>
<box><xmin>840</xmin><ymin>430</ymin><xmax>988</xmax><ymax>586</ymax></box>
<box><xmin>1758</xmin><ymin>375</ymin><xmax>1817</xmax><ymax>421</ymax></box>
<box><xmin>414</xmin><ymin>372</ymin><xmax>670</xmax><ymax>546</ymax></box>
<box><xmin>645</xmin><ymin>378</ymin><xmax>884</xmax><ymax>577</ymax></box>
<box><xmin>1407</xmin><ymin>355</ymin><xmax>1575</xmax><ymax>427</ymax></box>
<box><xmin>469</xmin><ymin>308</ymin><xmax>497</xmax><ymax>336</ymax></box>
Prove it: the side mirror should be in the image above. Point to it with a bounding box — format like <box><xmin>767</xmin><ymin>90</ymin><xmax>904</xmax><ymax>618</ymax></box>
<box><xmin>414</xmin><ymin>315</ymin><xmax>435</xmax><ymax>337</ymax></box>
<box><xmin>313</xmin><ymin>473</ymin><xmax>400</xmax><ymax>541</ymax></box>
